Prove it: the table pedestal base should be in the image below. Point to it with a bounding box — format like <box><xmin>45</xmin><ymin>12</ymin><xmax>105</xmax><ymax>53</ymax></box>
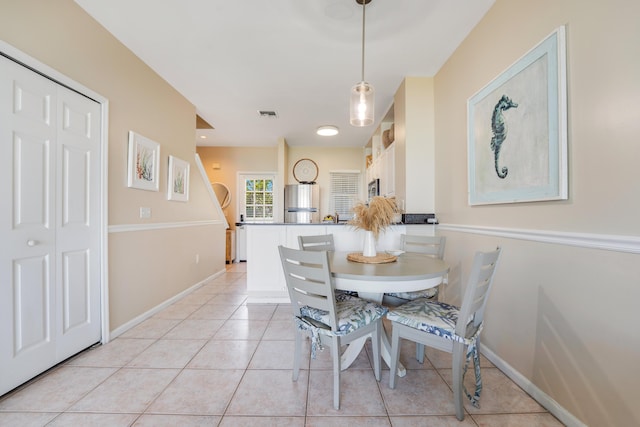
<box><xmin>340</xmin><ymin>291</ymin><xmax>407</xmax><ymax>377</ymax></box>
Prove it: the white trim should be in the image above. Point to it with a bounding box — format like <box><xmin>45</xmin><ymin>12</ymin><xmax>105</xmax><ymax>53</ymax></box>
<box><xmin>109</xmin><ymin>219</ymin><xmax>224</xmax><ymax>234</ymax></box>
<box><xmin>195</xmin><ymin>153</ymin><xmax>228</xmax><ymax>228</ymax></box>
<box><xmin>237</xmin><ymin>171</ymin><xmax>278</xmax><ymax>223</ymax></box>
<box><xmin>109</xmin><ymin>270</ymin><xmax>226</xmax><ymax>338</ymax></box>
<box><xmin>246</xmin><ymin>293</ymin><xmax>290</xmax><ymax>304</ymax></box>
<box><xmin>481</xmin><ymin>346</ymin><xmax>587</xmax><ymax>427</ymax></box>
<box><xmin>99</xmin><ymin>100</ymin><xmax>110</xmax><ymax>344</ymax></box>
<box><xmin>0</xmin><ymin>40</ymin><xmax>112</xmax><ymax>344</ymax></box>
<box><xmin>437</xmin><ymin>223</ymin><xmax>640</xmax><ymax>254</ymax></box>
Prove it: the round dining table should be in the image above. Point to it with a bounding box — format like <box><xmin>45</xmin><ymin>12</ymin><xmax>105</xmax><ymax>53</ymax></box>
<box><xmin>328</xmin><ymin>250</ymin><xmax>450</xmax><ymax>377</ymax></box>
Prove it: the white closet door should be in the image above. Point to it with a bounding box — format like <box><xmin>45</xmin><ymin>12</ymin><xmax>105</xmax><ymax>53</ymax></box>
<box><xmin>0</xmin><ymin>55</ymin><xmax>102</xmax><ymax>395</ymax></box>
<box><xmin>55</xmin><ymin>79</ymin><xmax>102</xmax><ymax>361</ymax></box>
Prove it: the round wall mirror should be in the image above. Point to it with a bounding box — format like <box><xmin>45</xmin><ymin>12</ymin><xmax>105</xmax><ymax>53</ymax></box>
<box><xmin>211</xmin><ymin>182</ymin><xmax>231</xmax><ymax>209</ymax></box>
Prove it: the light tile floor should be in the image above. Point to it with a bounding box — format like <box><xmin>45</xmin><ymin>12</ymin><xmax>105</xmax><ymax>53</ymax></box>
<box><xmin>0</xmin><ymin>262</ymin><xmax>565</xmax><ymax>426</ymax></box>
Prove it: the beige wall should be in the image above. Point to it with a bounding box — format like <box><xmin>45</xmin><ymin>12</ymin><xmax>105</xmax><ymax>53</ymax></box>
<box><xmin>4</xmin><ymin>1</ymin><xmax>638</xmax><ymax>423</ymax></box>
<box><xmin>0</xmin><ymin>0</ymin><xmax>225</xmax><ymax>332</ymax></box>
<box><xmin>434</xmin><ymin>1</ymin><xmax>640</xmax><ymax>425</ymax></box>
<box><xmin>198</xmin><ymin>144</ymin><xmax>365</xmax><ymax>224</ymax></box>
<box><xmin>197</xmin><ymin>146</ymin><xmax>278</xmax><ymax>227</ymax></box>
<box><xmin>286</xmin><ymin>146</ymin><xmax>366</xmax><ymax>217</ymax></box>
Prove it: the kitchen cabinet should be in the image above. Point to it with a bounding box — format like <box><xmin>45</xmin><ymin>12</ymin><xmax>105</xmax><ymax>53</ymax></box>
<box><xmin>365</xmin><ymin>144</ymin><xmax>394</xmax><ymax>197</ymax></box>
<box><xmin>226</xmin><ymin>230</ymin><xmax>235</xmax><ymax>263</ymax></box>
<box><xmin>246</xmin><ymin>225</ymin><xmax>286</xmax><ymax>302</ymax></box>
<box><xmin>245</xmin><ymin>224</ymin><xmax>433</xmax><ymax>303</ymax></box>
<box><xmin>286</xmin><ymin>225</ymin><xmax>327</xmax><ymax>249</ymax></box>
<box><xmin>364</xmin><ymin>77</ymin><xmax>435</xmax><ymax>213</ymax></box>
<box><xmin>379</xmin><ymin>145</ymin><xmax>395</xmax><ymax>197</ymax></box>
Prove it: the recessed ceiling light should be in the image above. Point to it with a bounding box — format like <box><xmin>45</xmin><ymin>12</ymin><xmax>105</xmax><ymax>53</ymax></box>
<box><xmin>317</xmin><ymin>125</ymin><xmax>339</xmax><ymax>136</ymax></box>
<box><xmin>200</xmin><ymin>135</ymin><xmax>207</xmax><ymax>139</ymax></box>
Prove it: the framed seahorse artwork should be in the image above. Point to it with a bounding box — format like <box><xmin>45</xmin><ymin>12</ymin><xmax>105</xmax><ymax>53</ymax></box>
<box><xmin>467</xmin><ymin>26</ymin><xmax>567</xmax><ymax>205</ymax></box>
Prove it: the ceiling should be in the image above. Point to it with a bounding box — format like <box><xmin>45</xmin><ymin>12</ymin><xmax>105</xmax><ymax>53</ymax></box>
<box><xmin>75</xmin><ymin>0</ymin><xmax>495</xmax><ymax>148</ymax></box>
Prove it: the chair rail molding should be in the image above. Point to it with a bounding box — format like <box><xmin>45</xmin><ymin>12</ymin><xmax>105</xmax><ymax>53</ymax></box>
<box><xmin>437</xmin><ymin>223</ymin><xmax>640</xmax><ymax>254</ymax></box>
<box><xmin>109</xmin><ymin>219</ymin><xmax>224</xmax><ymax>233</ymax></box>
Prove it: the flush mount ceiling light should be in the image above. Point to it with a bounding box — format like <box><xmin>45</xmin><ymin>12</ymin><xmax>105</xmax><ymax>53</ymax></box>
<box><xmin>258</xmin><ymin>110</ymin><xmax>278</xmax><ymax>118</ymax></box>
<box><xmin>316</xmin><ymin>125</ymin><xmax>339</xmax><ymax>136</ymax></box>
<box><xmin>350</xmin><ymin>0</ymin><xmax>374</xmax><ymax>127</ymax></box>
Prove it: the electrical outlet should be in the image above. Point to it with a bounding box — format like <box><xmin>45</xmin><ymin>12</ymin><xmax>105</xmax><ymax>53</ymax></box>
<box><xmin>140</xmin><ymin>207</ymin><xmax>151</xmax><ymax>219</ymax></box>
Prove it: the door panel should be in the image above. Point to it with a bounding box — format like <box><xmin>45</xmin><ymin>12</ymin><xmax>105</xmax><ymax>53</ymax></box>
<box><xmin>0</xmin><ymin>54</ymin><xmax>102</xmax><ymax>395</ymax></box>
<box><xmin>13</xmin><ymin>255</ymin><xmax>52</xmax><ymax>354</ymax></box>
<box><xmin>62</xmin><ymin>249</ymin><xmax>90</xmax><ymax>332</ymax></box>
<box><xmin>14</xmin><ymin>131</ymin><xmax>52</xmax><ymax>229</ymax></box>
<box><xmin>0</xmin><ymin>57</ymin><xmax>57</xmax><ymax>394</ymax></box>
<box><xmin>55</xmin><ymin>83</ymin><xmax>101</xmax><ymax>361</ymax></box>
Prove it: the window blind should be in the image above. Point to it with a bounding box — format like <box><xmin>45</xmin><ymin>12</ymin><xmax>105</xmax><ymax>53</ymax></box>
<box><xmin>329</xmin><ymin>171</ymin><xmax>360</xmax><ymax>220</ymax></box>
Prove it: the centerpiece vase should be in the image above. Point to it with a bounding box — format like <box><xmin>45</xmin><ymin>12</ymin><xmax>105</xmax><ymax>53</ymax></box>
<box><xmin>362</xmin><ymin>230</ymin><xmax>377</xmax><ymax>257</ymax></box>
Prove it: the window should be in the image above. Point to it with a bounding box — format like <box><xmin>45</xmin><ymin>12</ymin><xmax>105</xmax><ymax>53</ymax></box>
<box><xmin>329</xmin><ymin>171</ymin><xmax>361</xmax><ymax>221</ymax></box>
<box><xmin>241</xmin><ymin>175</ymin><xmax>274</xmax><ymax>222</ymax></box>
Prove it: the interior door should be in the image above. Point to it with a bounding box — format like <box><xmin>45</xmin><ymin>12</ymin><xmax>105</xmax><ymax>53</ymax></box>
<box><xmin>0</xmin><ymin>54</ymin><xmax>102</xmax><ymax>395</ymax></box>
<box><xmin>54</xmin><ymin>73</ymin><xmax>102</xmax><ymax>361</ymax></box>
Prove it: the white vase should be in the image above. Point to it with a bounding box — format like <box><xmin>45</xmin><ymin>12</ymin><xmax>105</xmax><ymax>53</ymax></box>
<box><xmin>363</xmin><ymin>230</ymin><xmax>377</xmax><ymax>257</ymax></box>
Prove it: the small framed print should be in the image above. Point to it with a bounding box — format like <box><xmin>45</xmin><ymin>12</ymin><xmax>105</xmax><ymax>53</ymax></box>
<box><xmin>167</xmin><ymin>155</ymin><xmax>190</xmax><ymax>202</ymax></box>
<box><xmin>127</xmin><ymin>131</ymin><xmax>160</xmax><ymax>191</ymax></box>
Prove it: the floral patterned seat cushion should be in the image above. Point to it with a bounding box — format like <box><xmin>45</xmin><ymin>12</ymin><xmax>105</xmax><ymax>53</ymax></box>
<box><xmin>300</xmin><ymin>293</ymin><xmax>388</xmax><ymax>336</ymax></box>
<box><xmin>387</xmin><ymin>298</ymin><xmax>484</xmax><ymax>408</ymax></box>
<box><xmin>387</xmin><ymin>298</ymin><xmax>462</xmax><ymax>341</ymax></box>
<box><xmin>385</xmin><ymin>287</ymin><xmax>438</xmax><ymax>301</ymax></box>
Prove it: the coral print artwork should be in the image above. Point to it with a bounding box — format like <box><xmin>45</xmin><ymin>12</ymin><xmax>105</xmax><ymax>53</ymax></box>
<box><xmin>127</xmin><ymin>131</ymin><xmax>160</xmax><ymax>191</ymax></box>
<box><xmin>167</xmin><ymin>155</ymin><xmax>190</xmax><ymax>202</ymax></box>
<box><xmin>136</xmin><ymin>146</ymin><xmax>154</xmax><ymax>182</ymax></box>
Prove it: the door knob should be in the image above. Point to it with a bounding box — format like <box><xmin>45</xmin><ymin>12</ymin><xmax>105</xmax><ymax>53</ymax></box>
<box><xmin>27</xmin><ymin>239</ymin><xmax>37</xmax><ymax>247</ymax></box>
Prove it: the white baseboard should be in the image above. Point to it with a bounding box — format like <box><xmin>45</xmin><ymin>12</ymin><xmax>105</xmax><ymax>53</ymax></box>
<box><xmin>481</xmin><ymin>346</ymin><xmax>586</xmax><ymax>427</ymax></box>
<box><xmin>246</xmin><ymin>291</ymin><xmax>290</xmax><ymax>304</ymax></box>
<box><xmin>109</xmin><ymin>269</ymin><xmax>226</xmax><ymax>339</ymax></box>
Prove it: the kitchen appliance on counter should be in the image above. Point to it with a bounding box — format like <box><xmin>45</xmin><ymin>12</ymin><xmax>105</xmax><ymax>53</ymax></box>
<box><xmin>368</xmin><ymin>178</ymin><xmax>379</xmax><ymax>201</ymax></box>
<box><xmin>284</xmin><ymin>183</ymin><xmax>319</xmax><ymax>223</ymax></box>
<box><xmin>402</xmin><ymin>213</ymin><xmax>437</xmax><ymax>224</ymax></box>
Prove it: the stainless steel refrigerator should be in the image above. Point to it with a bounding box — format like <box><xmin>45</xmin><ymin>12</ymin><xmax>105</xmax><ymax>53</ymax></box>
<box><xmin>284</xmin><ymin>184</ymin><xmax>319</xmax><ymax>223</ymax></box>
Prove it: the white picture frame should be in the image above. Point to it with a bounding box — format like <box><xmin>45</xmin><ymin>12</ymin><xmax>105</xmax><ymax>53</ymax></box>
<box><xmin>167</xmin><ymin>155</ymin><xmax>190</xmax><ymax>202</ymax></box>
<box><xmin>467</xmin><ymin>26</ymin><xmax>568</xmax><ymax>205</ymax></box>
<box><xmin>127</xmin><ymin>131</ymin><xmax>160</xmax><ymax>191</ymax></box>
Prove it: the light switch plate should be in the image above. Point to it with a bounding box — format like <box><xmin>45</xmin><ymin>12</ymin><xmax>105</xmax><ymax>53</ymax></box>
<box><xmin>140</xmin><ymin>207</ymin><xmax>151</xmax><ymax>219</ymax></box>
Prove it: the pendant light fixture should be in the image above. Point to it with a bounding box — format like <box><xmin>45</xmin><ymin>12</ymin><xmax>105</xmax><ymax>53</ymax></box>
<box><xmin>350</xmin><ymin>0</ymin><xmax>374</xmax><ymax>127</ymax></box>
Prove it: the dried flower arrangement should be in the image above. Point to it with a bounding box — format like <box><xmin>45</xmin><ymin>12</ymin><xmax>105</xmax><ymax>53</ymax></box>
<box><xmin>348</xmin><ymin>196</ymin><xmax>400</xmax><ymax>239</ymax></box>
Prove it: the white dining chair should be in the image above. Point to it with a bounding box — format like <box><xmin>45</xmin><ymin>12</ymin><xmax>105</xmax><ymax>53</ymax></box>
<box><xmin>278</xmin><ymin>245</ymin><xmax>387</xmax><ymax>410</ymax></box>
<box><xmin>299</xmin><ymin>234</ymin><xmax>357</xmax><ymax>298</ymax></box>
<box><xmin>298</xmin><ymin>234</ymin><xmax>335</xmax><ymax>251</ymax></box>
<box><xmin>387</xmin><ymin>247</ymin><xmax>502</xmax><ymax>421</ymax></box>
<box><xmin>384</xmin><ymin>235</ymin><xmax>446</xmax><ymax>306</ymax></box>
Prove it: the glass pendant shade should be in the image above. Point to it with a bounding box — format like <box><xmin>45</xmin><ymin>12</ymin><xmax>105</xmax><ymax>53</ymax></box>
<box><xmin>350</xmin><ymin>81</ymin><xmax>374</xmax><ymax>127</ymax></box>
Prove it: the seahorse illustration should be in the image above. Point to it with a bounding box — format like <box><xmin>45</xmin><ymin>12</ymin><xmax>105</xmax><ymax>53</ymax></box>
<box><xmin>490</xmin><ymin>95</ymin><xmax>518</xmax><ymax>179</ymax></box>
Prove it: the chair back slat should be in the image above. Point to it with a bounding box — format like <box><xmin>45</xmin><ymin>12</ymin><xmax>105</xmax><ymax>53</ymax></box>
<box><xmin>298</xmin><ymin>234</ymin><xmax>335</xmax><ymax>252</ymax></box>
<box><xmin>279</xmin><ymin>245</ymin><xmax>338</xmax><ymax>330</ymax></box>
<box><xmin>456</xmin><ymin>247</ymin><xmax>502</xmax><ymax>337</ymax></box>
<box><xmin>400</xmin><ymin>235</ymin><xmax>446</xmax><ymax>259</ymax></box>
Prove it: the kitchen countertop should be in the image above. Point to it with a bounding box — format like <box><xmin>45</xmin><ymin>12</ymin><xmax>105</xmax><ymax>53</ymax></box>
<box><xmin>235</xmin><ymin>222</ymin><xmax>432</xmax><ymax>226</ymax></box>
<box><xmin>237</xmin><ymin>222</ymin><xmax>352</xmax><ymax>226</ymax></box>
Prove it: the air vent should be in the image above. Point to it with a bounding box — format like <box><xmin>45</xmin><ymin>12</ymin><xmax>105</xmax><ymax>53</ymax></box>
<box><xmin>258</xmin><ymin>110</ymin><xmax>278</xmax><ymax>118</ymax></box>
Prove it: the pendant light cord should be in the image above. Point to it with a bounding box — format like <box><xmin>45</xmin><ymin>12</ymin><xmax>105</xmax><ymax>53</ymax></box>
<box><xmin>360</xmin><ymin>0</ymin><xmax>366</xmax><ymax>82</ymax></box>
